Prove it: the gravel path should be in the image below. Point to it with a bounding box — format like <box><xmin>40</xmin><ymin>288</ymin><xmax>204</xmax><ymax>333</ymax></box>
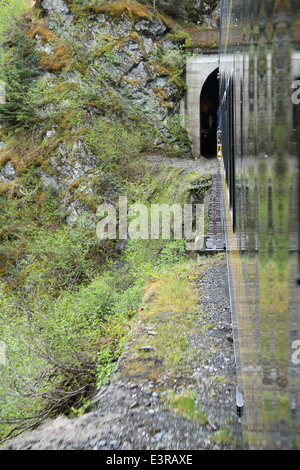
<box><xmin>2</xmin><ymin>256</ymin><xmax>244</xmax><ymax>451</ymax></box>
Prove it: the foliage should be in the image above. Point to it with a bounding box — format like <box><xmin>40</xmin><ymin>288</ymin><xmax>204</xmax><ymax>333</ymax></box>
<box><xmin>123</xmin><ymin>238</ymin><xmax>188</xmax><ymax>283</ymax></box>
<box><xmin>0</xmin><ymin>28</ymin><xmax>42</xmax><ymax>130</ymax></box>
<box><xmin>0</xmin><ymin>0</ymin><xmax>202</xmax><ymax>445</ymax></box>
<box><xmin>23</xmin><ymin>164</ymin><xmax>40</xmax><ymax>189</ymax></box>
<box><xmin>165</xmin><ymin>115</ymin><xmax>191</xmax><ymax>153</ymax></box>
<box><xmin>0</xmin><ymin>159</ymin><xmax>195</xmax><ymax>442</ymax></box>
<box><xmin>0</xmin><ymin>0</ymin><xmax>30</xmax><ymax>47</ymax></box>
<box><xmin>0</xmin><ymin>248</ymin><xmax>149</xmax><ymax>443</ymax></box>
<box><xmin>44</xmin><ymin>185</ymin><xmax>60</xmax><ymax>215</ymax></box>
<box><xmin>0</xmin><ymin>286</ymin><xmax>106</xmax><ymax>442</ymax></box>
<box><xmin>84</xmin><ymin>117</ymin><xmax>154</xmax><ymax>177</ymax></box>
<box><xmin>15</xmin><ymin>226</ymin><xmax>99</xmax><ymax>294</ymax></box>
<box><xmin>149</xmin><ymin>43</ymin><xmax>187</xmax><ymax>88</ymax></box>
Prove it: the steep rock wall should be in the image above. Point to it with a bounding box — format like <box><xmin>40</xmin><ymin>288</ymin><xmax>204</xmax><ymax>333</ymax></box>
<box><xmin>1</xmin><ymin>0</ymin><xmax>192</xmax><ymax>226</ymax></box>
<box><xmin>139</xmin><ymin>0</ymin><xmax>220</xmax><ymax>26</ymax></box>
<box><xmin>0</xmin><ymin>0</ymin><xmax>220</xmax><ymax>227</ymax></box>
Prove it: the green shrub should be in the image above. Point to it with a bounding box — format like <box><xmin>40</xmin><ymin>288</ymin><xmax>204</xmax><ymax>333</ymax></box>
<box><xmin>0</xmin><ymin>287</ymin><xmax>105</xmax><ymax>442</ymax></box>
<box><xmin>23</xmin><ymin>165</ymin><xmax>40</xmax><ymax>190</ymax></box>
<box><xmin>0</xmin><ymin>29</ymin><xmax>42</xmax><ymax>131</ymax></box>
<box><xmin>17</xmin><ymin>226</ymin><xmax>99</xmax><ymax>294</ymax></box>
<box><xmin>0</xmin><ymin>1</ymin><xmax>29</xmax><ymax>45</ymax></box>
<box><xmin>44</xmin><ymin>185</ymin><xmax>60</xmax><ymax>215</ymax></box>
<box><xmin>0</xmin><ymin>259</ymin><xmax>143</xmax><ymax>443</ymax></box>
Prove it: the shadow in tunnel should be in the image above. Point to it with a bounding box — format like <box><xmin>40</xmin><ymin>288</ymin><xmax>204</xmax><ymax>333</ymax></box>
<box><xmin>200</xmin><ymin>68</ymin><xmax>219</xmax><ymax>157</ymax></box>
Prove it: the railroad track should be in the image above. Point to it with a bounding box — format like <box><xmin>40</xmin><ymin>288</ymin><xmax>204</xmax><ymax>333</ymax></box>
<box><xmin>205</xmin><ymin>174</ymin><xmax>226</xmax><ymax>253</ymax></box>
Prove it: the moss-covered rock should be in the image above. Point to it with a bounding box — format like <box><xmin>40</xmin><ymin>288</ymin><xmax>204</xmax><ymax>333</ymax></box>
<box><xmin>137</xmin><ymin>0</ymin><xmax>220</xmax><ymax>25</ymax></box>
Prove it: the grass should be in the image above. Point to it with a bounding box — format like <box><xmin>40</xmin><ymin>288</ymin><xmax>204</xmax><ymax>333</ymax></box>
<box><xmin>113</xmin><ymin>260</ymin><xmax>202</xmax><ymax>386</ymax></box>
<box><xmin>114</xmin><ymin>255</ymin><xmax>226</xmax><ymax>383</ymax></box>
<box><xmin>139</xmin><ymin>263</ymin><xmax>200</xmax><ymax>368</ymax></box>
<box><xmin>161</xmin><ymin>389</ymin><xmax>208</xmax><ymax>424</ymax></box>
<box><xmin>213</xmin><ymin>423</ymin><xmax>240</xmax><ymax>446</ymax></box>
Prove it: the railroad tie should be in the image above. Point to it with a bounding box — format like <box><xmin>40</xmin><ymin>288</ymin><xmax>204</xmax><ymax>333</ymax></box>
<box><xmin>205</xmin><ymin>174</ymin><xmax>226</xmax><ymax>253</ymax></box>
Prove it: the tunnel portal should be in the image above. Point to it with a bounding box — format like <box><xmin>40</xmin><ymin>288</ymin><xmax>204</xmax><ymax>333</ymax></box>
<box><xmin>184</xmin><ymin>54</ymin><xmax>219</xmax><ymax>159</ymax></box>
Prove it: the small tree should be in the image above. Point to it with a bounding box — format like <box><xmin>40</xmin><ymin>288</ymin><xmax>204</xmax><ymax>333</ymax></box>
<box><xmin>0</xmin><ymin>0</ymin><xmax>29</xmax><ymax>44</ymax></box>
<box><xmin>0</xmin><ymin>29</ymin><xmax>42</xmax><ymax>130</ymax></box>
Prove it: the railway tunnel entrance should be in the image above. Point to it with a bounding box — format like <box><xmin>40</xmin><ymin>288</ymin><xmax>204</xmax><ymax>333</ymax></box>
<box><xmin>183</xmin><ymin>54</ymin><xmax>219</xmax><ymax>158</ymax></box>
<box><xmin>181</xmin><ymin>55</ymin><xmax>224</xmax><ymax>253</ymax></box>
<box><xmin>200</xmin><ymin>68</ymin><xmax>219</xmax><ymax>157</ymax></box>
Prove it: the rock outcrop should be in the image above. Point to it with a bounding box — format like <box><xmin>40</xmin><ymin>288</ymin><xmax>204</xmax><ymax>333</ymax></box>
<box><xmin>149</xmin><ymin>0</ymin><xmax>220</xmax><ymax>27</ymax></box>
<box><xmin>0</xmin><ymin>0</ymin><xmax>221</xmax><ymax>225</ymax></box>
<box><xmin>1</xmin><ymin>0</ymin><xmax>196</xmax><ymax>225</ymax></box>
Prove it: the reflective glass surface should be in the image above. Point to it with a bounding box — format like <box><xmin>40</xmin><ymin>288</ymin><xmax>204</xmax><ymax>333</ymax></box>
<box><xmin>220</xmin><ymin>0</ymin><xmax>300</xmax><ymax>449</ymax></box>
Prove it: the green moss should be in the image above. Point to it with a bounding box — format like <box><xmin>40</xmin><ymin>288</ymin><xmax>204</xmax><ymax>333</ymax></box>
<box><xmin>91</xmin><ymin>0</ymin><xmax>153</xmax><ymax>22</ymax></box>
<box><xmin>167</xmin><ymin>29</ymin><xmax>190</xmax><ymax>43</ymax></box>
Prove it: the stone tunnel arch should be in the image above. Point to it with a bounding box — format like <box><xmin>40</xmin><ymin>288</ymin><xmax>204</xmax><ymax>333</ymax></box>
<box><xmin>182</xmin><ymin>54</ymin><xmax>219</xmax><ymax>158</ymax></box>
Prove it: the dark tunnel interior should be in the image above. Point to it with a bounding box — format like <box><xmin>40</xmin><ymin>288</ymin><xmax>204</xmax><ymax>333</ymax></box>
<box><xmin>200</xmin><ymin>68</ymin><xmax>219</xmax><ymax>157</ymax></box>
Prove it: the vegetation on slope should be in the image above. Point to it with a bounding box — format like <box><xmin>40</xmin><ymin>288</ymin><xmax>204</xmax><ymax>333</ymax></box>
<box><xmin>0</xmin><ymin>0</ymin><xmax>209</xmax><ymax>443</ymax></box>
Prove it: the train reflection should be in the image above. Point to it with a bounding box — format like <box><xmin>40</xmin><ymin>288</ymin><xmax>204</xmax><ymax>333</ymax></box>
<box><xmin>219</xmin><ymin>0</ymin><xmax>300</xmax><ymax>449</ymax></box>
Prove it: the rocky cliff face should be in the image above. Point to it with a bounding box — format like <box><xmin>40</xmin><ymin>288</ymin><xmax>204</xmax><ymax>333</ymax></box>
<box><xmin>0</xmin><ymin>0</ymin><xmax>220</xmax><ymax>227</ymax></box>
<box><xmin>0</xmin><ymin>0</ymin><xmax>223</xmax><ymax>268</ymax></box>
<box><xmin>1</xmin><ymin>0</ymin><xmax>194</xmax><ymax>225</ymax></box>
<box><xmin>150</xmin><ymin>0</ymin><xmax>220</xmax><ymax>26</ymax></box>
